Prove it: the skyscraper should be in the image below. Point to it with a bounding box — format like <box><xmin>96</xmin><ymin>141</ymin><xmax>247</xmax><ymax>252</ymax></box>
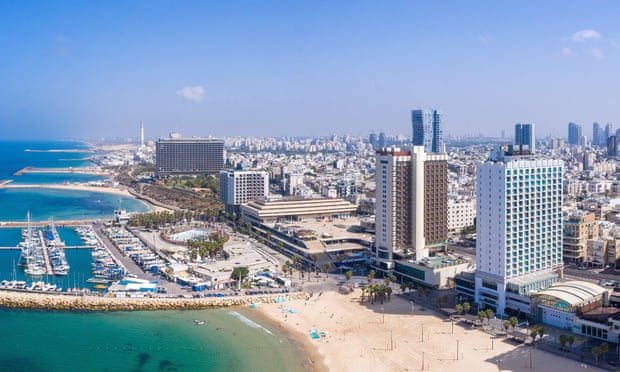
<box><xmin>373</xmin><ymin>146</ymin><xmax>448</xmax><ymax>274</ymax></box>
<box><xmin>568</xmin><ymin>122</ymin><xmax>581</xmax><ymax>145</ymax></box>
<box><xmin>592</xmin><ymin>122</ymin><xmax>600</xmax><ymax>146</ymax></box>
<box><xmin>412</xmin><ymin>109</ymin><xmax>443</xmax><ymax>153</ymax></box>
<box><xmin>475</xmin><ymin>145</ymin><xmax>563</xmax><ymax>315</ymax></box>
<box><xmin>514</xmin><ymin>123</ymin><xmax>535</xmax><ymax>154</ymax></box>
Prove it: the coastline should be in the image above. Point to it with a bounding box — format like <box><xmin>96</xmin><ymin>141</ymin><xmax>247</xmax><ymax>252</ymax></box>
<box><xmin>0</xmin><ymin>183</ymin><xmax>173</xmax><ymax>213</ymax></box>
<box><xmin>253</xmin><ymin>287</ymin><xmax>604</xmax><ymax>372</ymax></box>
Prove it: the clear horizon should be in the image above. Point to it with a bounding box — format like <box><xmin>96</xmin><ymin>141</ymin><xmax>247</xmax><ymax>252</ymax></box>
<box><xmin>2</xmin><ymin>1</ymin><xmax>620</xmax><ymax>141</ymax></box>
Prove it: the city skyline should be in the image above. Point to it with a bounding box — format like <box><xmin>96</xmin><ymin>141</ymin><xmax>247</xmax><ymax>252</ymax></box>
<box><xmin>3</xmin><ymin>1</ymin><xmax>620</xmax><ymax>140</ymax></box>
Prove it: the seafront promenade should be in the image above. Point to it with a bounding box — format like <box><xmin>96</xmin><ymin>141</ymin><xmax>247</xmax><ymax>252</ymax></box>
<box><xmin>0</xmin><ymin>289</ymin><xmax>305</xmax><ymax>312</ymax></box>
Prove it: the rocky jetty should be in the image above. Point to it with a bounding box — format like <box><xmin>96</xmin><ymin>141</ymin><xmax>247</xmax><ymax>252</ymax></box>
<box><xmin>0</xmin><ymin>290</ymin><xmax>305</xmax><ymax>312</ymax></box>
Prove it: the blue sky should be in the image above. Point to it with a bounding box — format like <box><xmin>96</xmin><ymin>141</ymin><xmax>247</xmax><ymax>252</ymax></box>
<box><xmin>2</xmin><ymin>1</ymin><xmax>620</xmax><ymax>141</ymax></box>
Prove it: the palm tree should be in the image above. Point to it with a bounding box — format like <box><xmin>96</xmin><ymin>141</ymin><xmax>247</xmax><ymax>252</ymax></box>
<box><xmin>503</xmin><ymin>320</ymin><xmax>511</xmax><ymax>336</ymax></box>
<box><xmin>463</xmin><ymin>302</ymin><xmax>471</xmax><ymax>315</ymax></box>
<box><xmin>485</xmin><ymin>308</ymin><xmax>494</xmax><ymax>325</ymax></box>
<box><xmin>530</xmin><ymin>326</ymin><xmax>539</xmax><ymax>343</ymax></box>
<box><xmin>367</xmin><ymin>269</ymin><xmax>376</xmax><ymax>284</ymax></box>
<box><xmin>558</xmin><ymin>334</ymin><xmax>567</xmax><ymax>352</ymax></box>
<box><xmin>536</xmin><ymin>326</ymin><xmax>545</xmax><ymax>342</ymax></box>
<box><xmin>600</xmin><ymin>342</ymin><xmax>609</xmax><ymax>363</ymax></box>
<box><xmin>345</xmin><ymin>270</ymin><xmax>353</xmax><ymax>285</ymax></box>
<box><xmin>455</xmin><ymin>304</ymin><xmax>463</xmax><ymax>315</ymax></box>
<box><xmin>360</xmin><ymin>287</ymin><xmax>366</xmax><ymax>303</ymax></box>
<box><xmin>509</xmin><ymin>316</ymin><xmax>518</xmax><ymax>333</ymax></box>
<box><xmin>592</xmin><ymin>345</ymin><xmax>602</xmax><ymax>365</ymax></box>
<box><xmin>311</xmin><ymin>253</ymin><xmax>319</xmax><ymax>274</ymax></box>
<box><xmin>323</xmin><ymin>262</ymin><xmax>331</xmax><ymax>278</ymax></box>
<box><xmin>567</xmin><ymin>335</ymin><xmax>575</xmax><ymax>349</ymax></box>
<box><xmin>477</xmin><ymin>311</ymin><xmax>486</xmax><ymax>327</ymax></box>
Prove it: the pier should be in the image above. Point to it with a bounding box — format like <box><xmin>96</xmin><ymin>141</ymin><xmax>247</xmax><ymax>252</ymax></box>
<box><xmin>38</xmin><ymin>231</ymin><xmax>53</xmax><ymax>275</ymax></box>
<box><xmin>0</xmin><ymin>245</ymin><xmax>96</xmax><ymax>250</ymax></box>
<box><xmin>12</xmin><ymin>167</ymin><xmax>109</xmax><ymax>176</ymax></box>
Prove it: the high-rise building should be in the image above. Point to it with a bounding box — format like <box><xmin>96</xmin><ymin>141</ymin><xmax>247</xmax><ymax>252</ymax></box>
<box><xmin>563</xmin><ymin>212</ymin><xmax>598</xmax><ymax>265</ymax></box>
<box><xmin>373</xmin><ymin>146</ymin><xmax>448</xmax><ymax>274</ymax></box>
<box><xmin>369</xmin><ymin>133</ymin><xmax>378</xmax><ymax>150</ymax></box>
<box><xmin>475</xmin><ymin>145</ymin><xmax>563</xmax><ymax>315</ymax></box>
<box><xmin>155</xmin><ymin>133</ymin><xmax>224</xmax><ymax>177</ymax></box>
<box><xmin>568</xmin><ymin>122</ymin><xmax>581</xmax><ymax>145</ymax></box>
<box><xmin>608</xmin><ymin>136</ymin><xmax>617</xmax><ymax>157</ymax></box>
<box><xmin>412</xmin><ymin>109</ymin><xmax>443</xmax><ymax>153</ymax></box>
<box><xmin>605</xmin><ymin>123</ymin><xmax>614</xmax><ymax>146</ymax></box>
<box><xmin>514</xmin><ymin>123</ymin><xmax>535</xmax><ymax>154</ymax></box>
<box><xmin>592</xmin><ymin>122</ymin><xmax>601</xmax><ymax>146</ymax></box>
<box><xmin>219</xmin><ymin>170</ymin><xmax>269</xmax><ymax>214</ymax></box>
<box><xmin>378</xmin><ymin>132</ymin><xmax>387</xmax><ymax>149</ymax></box>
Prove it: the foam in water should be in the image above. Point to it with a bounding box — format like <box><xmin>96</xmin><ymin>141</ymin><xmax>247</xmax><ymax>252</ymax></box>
<box><xmin>228</xmin><ymin>311</ymin><xmax>274</xmax><ymax>335</ymax></box>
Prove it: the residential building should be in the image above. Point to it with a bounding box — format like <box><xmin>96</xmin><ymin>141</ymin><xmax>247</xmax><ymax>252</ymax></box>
<box><xmin>447</xmin><ymin>198</ymin><xmax>476</xmax><ymax>234</ymax></box>
<box><xmin>563</xmin><ymin>212</ymin><xmax>598</xmax><ymax>265</ymax></box>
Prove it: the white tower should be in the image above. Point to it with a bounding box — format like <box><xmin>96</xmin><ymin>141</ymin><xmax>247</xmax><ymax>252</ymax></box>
<box><xmin>140</xmin><ymin>121</ymin><xmax>144</xmax><ymax>147</ymax></box>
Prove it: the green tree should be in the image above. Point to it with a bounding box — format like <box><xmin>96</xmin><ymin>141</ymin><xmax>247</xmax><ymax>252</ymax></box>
<box><xmin>455</xmin><ymin>304</ymin><xmax>463</xmax><ymax>315</ymax></box>
<box><xmin>485</xmin><ymin>308</ymin><xmax>494</xmax><ymax>325</ymax></box>
<box><xmin>367</xmin><ymin>269</ymin><xmax>376</xmax><ymax>284</ymax></box>
<box><xmin>600</xmin><ymin>342</ymin><xmax>609</xmax><ymax>362</ymax></box>
<box><xmin>345</xmin><ymin>270</ymin><xmax>353</xmax><ymax>284</ymax></box>
<box><xmin>477</xmin><ymin>311</ymin><xmax>486</xmax><ymax>326</ymax></box>
<box><xmin>536</xmin><ymin>327</ymin><xmax>545</xmax><ymax>342</ymax></box>
<box><xmin>463</xmin><ymin>302</ymin><xmax>471</xmax><ymax>314</ymax></box>
<box><xmin>231</xmin><ymin>266</ymin><xmax>249</xmax><ymax>281</ymax></box>
<box><xmin>503</xmin><ymin>320</ymin><xmax>511</xmax><ymax>335</ymax></box>
<box><xmin>530</xmin><ymin>326</ymin><xmax>539</xmax><ymax>343</ymax></box>
<box><xmin>559</xmin><ymin>334</ymin><xmax>567</xmax><ymax>352</ymax></box>
<box><xmin>509</xmin><ymin>316</ymin><xmax>518</xmax><ymax>333</ymax></box>
<box><xmin>592</xmin><ymin>345</ymin><xmax>602</xmax><ymax>365</ymax></box>
<box><xmin>567</xmin><ymin>335</ymin><xmax>575</xmax><ymax>349</ymax></box>
<box><xmin>323</xmin><ymin>262</ymin><xmax>331</xmax><ymax>278</ymax></box>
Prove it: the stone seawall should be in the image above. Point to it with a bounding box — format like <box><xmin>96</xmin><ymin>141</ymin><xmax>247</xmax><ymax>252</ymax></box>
<box><xmin>0</xmin><ymin>291</ymin><xmax>306</xmax><ymax>312</ymax></box>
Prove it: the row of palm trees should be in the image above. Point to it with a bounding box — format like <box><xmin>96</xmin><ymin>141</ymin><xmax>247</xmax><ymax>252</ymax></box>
<box><xmin>187</xmin><ymin>233</ymin><xmax>227</xmax><ymax>261</ymax></box>
<box><xmin>360</xmin><ymin>284</ymin><xmax>393</xmax><ymax>304</ymax></box>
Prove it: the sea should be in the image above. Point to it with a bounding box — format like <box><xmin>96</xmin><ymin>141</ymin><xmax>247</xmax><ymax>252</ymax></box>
<box><xmin>0</xmin><ymin>141</ymin><xmax>308</xmax><ymax>372</ymax></box>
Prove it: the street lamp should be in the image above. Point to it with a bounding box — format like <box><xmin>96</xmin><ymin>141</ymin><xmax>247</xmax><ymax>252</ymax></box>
<box><xmin>381</xmin><ymin>307</ymin><xmax>385</xmax><ymax>324</ymax></box>
<box><xmin>456</xmin><ymin>339</ymin><xmax>459</xmax><ymax>360</ymax></box>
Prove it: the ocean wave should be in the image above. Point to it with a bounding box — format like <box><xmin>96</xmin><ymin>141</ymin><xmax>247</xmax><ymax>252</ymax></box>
<box><xmin>228</xmin><ymin>311</ymin><xmax>273</xmax><ymax>336</ymax></box>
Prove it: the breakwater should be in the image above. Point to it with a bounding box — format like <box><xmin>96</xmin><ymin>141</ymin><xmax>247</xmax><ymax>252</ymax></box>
<box><xmin>0</xmin><ymin>290</ymin><xmax>305</xmax><ymax>312</ymax></box>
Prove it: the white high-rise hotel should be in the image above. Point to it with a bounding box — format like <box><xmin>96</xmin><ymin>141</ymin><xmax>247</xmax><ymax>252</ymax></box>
<box><xmin>475</xmin><ymin>145</ymin><xmax>563</xmax><ymax>316</ymax></box>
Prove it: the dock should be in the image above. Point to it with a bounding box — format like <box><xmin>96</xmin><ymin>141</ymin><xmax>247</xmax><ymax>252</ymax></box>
<box><xmin>12</xmin><ymin>167</ymin><xmax>109</xmax><ymax>176</ymax></box>
<box><xmin>0</xmin><ymin>245</ymin><xmax>95</xmax><ymax>250</ymax></box>
<box><xmin>38</xmin><ymin>231</ymin><xmax>53</xmax><ymax>275</ymax></box>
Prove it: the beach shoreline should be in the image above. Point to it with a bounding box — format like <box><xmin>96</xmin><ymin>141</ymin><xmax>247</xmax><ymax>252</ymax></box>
<box><xmin>251</xmin><ymin>286</ymin><xmax>605</xmax><ymax>372</ymax></box>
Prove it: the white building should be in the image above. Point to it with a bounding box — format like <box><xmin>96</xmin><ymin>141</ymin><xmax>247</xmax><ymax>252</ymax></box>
<box><xmin>219</xmin><ymin>170</ymin><xmax>269</xmax><ymax>213</ymax></box>
<box><xmin>475</xmin><ymin>145</ymin><xmax>564</xmax><ymax>316</ymax></box>
<box><xmin>447</xmin><ymin>198</ymin><xmax>476</xmax><ymax>234</ymax></box>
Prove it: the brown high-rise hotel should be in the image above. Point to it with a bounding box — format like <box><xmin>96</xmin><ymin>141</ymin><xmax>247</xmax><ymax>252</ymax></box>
<box><xmin>373</xmin><ymin>145</ymin><xmax>448</xmax><ymax>276</ymax></box>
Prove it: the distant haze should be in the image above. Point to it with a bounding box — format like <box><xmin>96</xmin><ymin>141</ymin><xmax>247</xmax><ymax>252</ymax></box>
<box><xmin>1</xmin><ymin>1</ymin><xmax>620</xmax><ymax>140</ymax></box>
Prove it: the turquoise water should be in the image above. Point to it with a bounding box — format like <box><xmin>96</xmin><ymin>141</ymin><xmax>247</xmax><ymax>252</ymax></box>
<box><xmin>0</xmin><ymin>308</ymin><xmax>306</xmax><ymax>372</ymax></box>
<box><xmin>0</xmin><ymin>141</ymin><xmax>308</xmax><ymax>372</ymax></box>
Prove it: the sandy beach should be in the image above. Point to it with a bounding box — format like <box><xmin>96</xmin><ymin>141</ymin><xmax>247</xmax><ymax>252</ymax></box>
<box><xmin>255</xmin><ymin>287</ymin><xmax>604</xmax><ymax>372</ymax></box>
